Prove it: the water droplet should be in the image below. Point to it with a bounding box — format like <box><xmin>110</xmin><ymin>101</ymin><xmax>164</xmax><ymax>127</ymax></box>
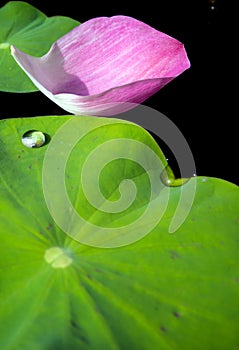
<box><xmin>160</xmin><ymin>165</ymin><xmax>189</xmax><ymax>187</ymax></box>
<box><xmin>22</xmin><ymin>130</ymin><xmax>45</xmax><ymax>148</ymax></box>
<box><xmin>44</xmin><ymin>247</ymin><xmax>73</xmax><ymax>269</ymax></box>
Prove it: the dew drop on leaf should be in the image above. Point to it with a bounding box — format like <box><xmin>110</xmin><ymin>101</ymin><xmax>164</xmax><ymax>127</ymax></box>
<box><xmin>22</xmin><ymin>130</ymin><xmax>46</xmax><ymax>148</ymax></box>
<box><xmin>160</xmin><ymin>165</ymin><xmax>189</xmax><ymax>187</ymax></box>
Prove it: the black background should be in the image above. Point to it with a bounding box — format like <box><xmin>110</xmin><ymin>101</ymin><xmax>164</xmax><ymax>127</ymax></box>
<box><xmin>0</xmin><ymin>0</ymin><xmax>236</xmax><ymax>185</ymax></box>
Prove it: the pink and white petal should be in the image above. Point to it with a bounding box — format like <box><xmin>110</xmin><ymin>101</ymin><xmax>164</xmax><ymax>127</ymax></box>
<box><xmin>11</xmin><ymin>44</ymin><xmax>172</xmax><ymax>115</ymax></box>
<box><xmin>54</xmin><ymin>78</ymin><xmax>174</xmax><ymax>116</ymax></box>
<box><xmin>10</xmin><ymin>44</ymin><xmax>85</xmax><ymax>95</ymax></box>
<box><xmin>55</xmin><ymin>16</ymin><xmax>190</xmax><ymax>95</ymax></box>
<box><xmin>11</xmin><ymin>44</ymin><xmax>85</xmax><ymax>112</ymax></box>
<box><xmin>11</xmin><ymin>42</ymin><xmax>186</xmax><ymax>116</ymax></box>
<box><xmin>11</xmin><ymin>16</ymin><xmax>190</xmax><ymax>116</ymax></box>
<box><xmin>12</xmin><ymin>16</ymin><xmax>190</xmax><ymax>95</ymax></box>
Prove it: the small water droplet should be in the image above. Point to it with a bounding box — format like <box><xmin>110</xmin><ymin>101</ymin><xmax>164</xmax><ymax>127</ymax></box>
<box><xmin>22</xmin><ymin>130</ymin><xmax>45</xmax><ymax>148</ymax></box>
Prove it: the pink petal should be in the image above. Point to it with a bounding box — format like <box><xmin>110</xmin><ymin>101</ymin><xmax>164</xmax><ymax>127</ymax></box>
<box><xmin>11</xmin><ymin>16</ymin><xmax>190</xmax><ymax>116</ymax></box>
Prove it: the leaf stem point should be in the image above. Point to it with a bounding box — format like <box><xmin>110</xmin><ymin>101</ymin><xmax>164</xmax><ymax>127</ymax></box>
<box><xmin>44</xmin><ymin>247</ymin><xmax>73</xmax><ymax>269</ymax></box>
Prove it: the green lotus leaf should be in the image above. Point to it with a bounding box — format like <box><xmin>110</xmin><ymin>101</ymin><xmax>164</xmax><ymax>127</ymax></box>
<box><xmin>0</xmin><ymin>1</ymin><xmax>79</xmax><ymax>92</ymax></box>
<box><xmin>0</xmin><ymin>115</ymin><xmax>239</xmax><ymax>350</ymax></box>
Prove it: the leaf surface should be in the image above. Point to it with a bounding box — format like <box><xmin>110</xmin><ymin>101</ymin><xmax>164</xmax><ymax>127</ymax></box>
<box><xmin>0</xmin><ymin>1</ymin><xmax>79</xmax><ymax>92</ymax></box>
<box><xmin>0</xmin><ymin>115</ymin><xmax>238</xmax><ymax>350</ymax></box>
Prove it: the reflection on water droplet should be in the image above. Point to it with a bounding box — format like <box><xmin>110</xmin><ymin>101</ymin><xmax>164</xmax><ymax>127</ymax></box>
<box><xmin>22</xmin><ymin>130</ymin><xmax>45</xmax><ymax>148</ymax></box>
<box><xmin>160</xmin><ymin>165</ymin><xmax>190</xmax><ymax>187</ymax></box>
<box><xmin>44</xmin><ymin>247</ymin><xmax>73</xmax><ymax>269</ymax></box>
